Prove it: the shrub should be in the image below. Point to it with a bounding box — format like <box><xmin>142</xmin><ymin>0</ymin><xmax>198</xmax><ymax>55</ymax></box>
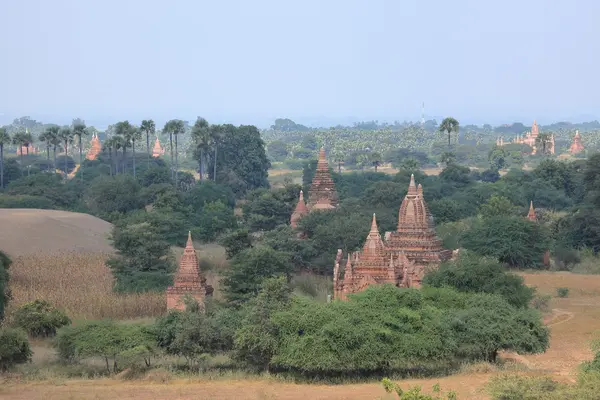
<box><xmin>382</xmin><ymin>379</ymin><xmax>457</xmax><ymax>399</ymax></box>
<box><xmin>531</xmin><ymin>293</ymin><xmax>552</xmax><ymax>312</ymax></box>
<box><xmin>0</xmin><ymin>327</ymin><xmax>32</xmax><ymax>371</ymax></box>
<box><xmin>0</xmin><ymin>194</ymin><xmax>54</xmax><ymax>209</ymax></box>
<box><xmin>12</xmin><ymin>299</ymin><xmax>71</xmax><ymax>337</ymax></box>
<box><xmin>0</xmin><ymin>250</ymin><xmax>11</xmax><ymax>321</ymax></box>
<box><xmin>556</xmin><ymin>287</ymin><xmax>569</xmax><ymax>298</ymax></box>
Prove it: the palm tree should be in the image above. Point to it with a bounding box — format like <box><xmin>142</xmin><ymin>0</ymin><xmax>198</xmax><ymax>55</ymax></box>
<box><xmin>58</xmin><ymin>126</ymin><xmax>73</xmax><ymax>178</ymax></box>
<box><xmin>162</xmin><ymin>121</ymin><xmax>175</xmax><ymax>180</ymax></box>
<box><xmin>38</xmin><ymin>130</ymin><xmax>53</xmax><ymax>172</ymax></box>
<box><xmin>12</xmin><ymin>131</ymin><xmax>33</xmax><ymax>175</ymax></box>
<box><xmin>0</xmin><ymin>127</ymin><xmax>10</xmax><ymax>189</ymax></box>
<box><xmin>439</xmin><ymin>117</ymin><xmax>460</xmax><ymax>148</ymax></box>
<box><xmin>140</xmin><ymin>119</ymin><xmax>156</xmax><ymax>168</ymax></box>
<box><xmin>45</xmin><ymin>126</ymin><xmax>61</xmax><ymax>173</ymax></box>
<box><xmin>535</xmin><ymin>132</ymin><xmax>551</xmax><ymax>155</ymax></box>
<box><xmin>128</xmin><ymin>126</ymin><xmax>142</xmax><ymax>178</ymax></box>
<box><xmin>191</xmin><ymin>118</ymin><xmax>210</xmax><ymax>181</ymax></box>
<box><xmin>370</xmin><ymin>151</ymin><xmax>382</xmax><ymax>172</ymax></box>
<box><xmin>171</xmin><ymin>120</ymin><xmax>185</xmax><ymax>185</ymax></box>
<box><xmin>72</xmin><ymin>121</ymin><xmax>87</xmax><ymax>181</ymax></box>
<box><xmin>114</xmin><ymin>121</ymin><xmax>136</xmax><ymax>175</ymax></box>
<box><xmin>209</xmin><ymin>124</ymin><xmax>222</xmax><ymax>181</ymax></box>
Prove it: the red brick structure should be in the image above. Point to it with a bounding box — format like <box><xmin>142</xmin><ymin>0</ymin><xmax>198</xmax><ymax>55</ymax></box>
<box><xmin>166</xmin><ymin>232</ymin><xmax>213</xmax><ymax>311</ymax></box>
<box><xmin>496</xmin><ymin>120</ymin><xmax>555</xmax><ymax>155</ymax></box>
<box><xmin>569</xmin><ymin>130</ymin><xmax>585</xmax><ymax>154</ymax></box>
<box><xmin>527</xmin><ymin>200</ymin><xmax>536</xmax><ymax>221</ymax></box>
<box><xmin>307</xmin><ymin>147</ymin><xmax>338</xmax><ymax>210</ymax></box>
<box><xmin>334</xmin><ymin>174</ymin><xmax>452</xmax><ymax>300</ymax></box>
<box><xmin>86</xmin><ymin>133</ymin><xmax>102</xmax><ymax>160</ymax></box>
<box><xmin>290</xmin><ymin>190</ymin><xmax>308</xmax><ymax>229</ymax></box>
<box><xmin>152</xmin><ymin>136</ymin><xmax>165</xmax><ymax>157</ymax></box>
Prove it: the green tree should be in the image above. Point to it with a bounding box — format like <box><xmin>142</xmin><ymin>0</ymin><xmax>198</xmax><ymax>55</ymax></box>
<box><xmin>140</xmin><ymin>119</ymin><xmax>156</xmax><ymax>168</ymax></box>
<box><xmin>107</xmin><ymin>221</ymin><xmax>174</xmax><ymax>292</ymax></box>
<box><xmin>13</xmin><ymin>300</ymin><xmax>71</xmax><ymax>337</ymax></box>
<box><xmin>462</xmin><ymin>216</ymin><xmax>550</xmax><ymax>269</ymax></box>
<box><xmin>222</xmin><ymin>246</ymin><xmax>292</xmax><ymax>304</ymax></box>
<box><xmin>72</xmin><ymin>120</ymin><xmax>87</xmax><ymax>181</ymax></box>
<box><xmin>439</xmin><ymin>117</ymin><xmax>459</xmax><ymax>148</ymax></box>
<box><xmin>233</xmin><ymin>276</ymin><xmax>292</xmax><ymax>370</ymax></box>
<box><xmin>38</xmin><ymin>130</ymin><xmax>53</xmax><ymax>172</ymax></box>
<box><xmin>12</xmin><ymin>130</ymin><xmax>33</xmax><ymax>174</ymax></box>
<box><xmin>57</xmin><ymin>126</ymin><xmax>73</xmax><ymax>178</ymax></box>
<box><xmin>0</xmin><ymin>250</ymin><xmax>11</xmax><ymax>321</ymax></box>
<box><xmin>0</xmin><ymin>327</ymin><xmax>32</xmax><ymax>371</ymax></box>
<box><xmin>163</xmin><ymin>120</ymin><xmax>185</xmax><ymax>182</ymax></box>
<box><xmin>191</xmin><ymin>117</ymin><xmax>210</xmax><ymax>181</ymax></box>
<box><xmin>83</xmin><ymin>175</ymin><xmax>144</xmax><ymax>219</ymax></box>
<box><xmin>220</xmin><ymin>229</ymin><xmax>253</xmax><ymax>259</ymax></box>
<box><xmin>478</xmin><ymin>195</ymin><xmax>517</xmax><ymax>219</ymax></box>
<box><xmin>0</xmin><ymin>127</ymin><xmax>10</xmax><ymax>189</ymax></box>
<box><xmin>423</xmin><ymin>251</ymin><xmax>535</xmax><ymax>308</ymax></box>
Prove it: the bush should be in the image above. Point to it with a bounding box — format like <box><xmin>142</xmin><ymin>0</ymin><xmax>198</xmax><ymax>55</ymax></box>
<box><xmin>556</xmin><ymin>287</ymin><xmax>569</xmax><ymax>298</ymax></box>
<box><xmin>0</xmin><ymin>327</ymin><xmax>32</xmax><ymax>371</ymax></box>
<box><xmin>0</xmin><ymin>250</ymin><xmax>11</xmax><ymax>321</ymax></box>
<box><xmin>0</xmin><ymin>194</ymin><xmax>55</xmax><ymax>209</ymax></box>
<box><xmin>382</xmin><ymin>379</ymin><xmax>457</xmax><ymax>399</ymax></box>
<box><xmin>531</xmin><ymin>293</ymin><xmax>552</xmax><ymax>312</ymax></box>
<box><xmin>12</xmin><ymin>299</ymin><xmax>71</xmax><ymax>337</ymax></box>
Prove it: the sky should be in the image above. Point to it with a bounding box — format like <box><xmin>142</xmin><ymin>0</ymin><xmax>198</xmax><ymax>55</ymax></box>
<box><xmin>1</xmin><ymin>0</ymin><xmax>599</xmax><ymax>128</ymax></box>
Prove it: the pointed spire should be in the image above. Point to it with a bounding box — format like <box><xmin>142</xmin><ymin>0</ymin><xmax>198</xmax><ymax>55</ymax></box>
<box><xmin>407</xmin><ymin>174</ymin><xmax>417</xmax><ymax>195</ymax></box>
<box><xmin>346</xmin><ymin>253</ymin><xmax>352</xmax><ymax>268</ymax></box>
<box><xmin>362</xmin><ymin>213</ymin><xmax>385</xmax><ymax>256</ymax></box>
<box><xmin>527</xmin><ymin>201</ymin><xmax>536</xmax><ymax>221</ymax></box>
<box><xmin>417</xmin><ymin>183</ymin><xmax>423</xmax><ymax>196</ymax></box>
<box><xmin>370</xmin><ymin>213</ymin><xmax>378</xmax><ymax>232</ymax></box>
<box><xmin>186</xmin><ymin>231</ymin><xmax>194</xmax><ymax>248</ymax></box>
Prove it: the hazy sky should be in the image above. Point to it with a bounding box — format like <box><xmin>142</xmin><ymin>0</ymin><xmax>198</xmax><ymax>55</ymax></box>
<box><xmin>1</xmin><ymin>0</ymin><xmax>599</xmax><ymax>127</ymax></box>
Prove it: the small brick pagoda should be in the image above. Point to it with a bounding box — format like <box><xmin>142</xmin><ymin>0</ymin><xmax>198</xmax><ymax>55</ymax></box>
<box><xmin>569</xmin><ymin>130</ymin><xmax>585</xmax><ymax>154</ymax></box>
<box><xmin>152</xmin><ymin>136</ymin><xmax>165</xmax><ymax>157</ymax></box>
<box><xmin>307</xmin><ymin>147</ymin><xmax>339</xmax><ymax>210</ymax></box>
<box><xmin>86</xmin><ymin>133</ymin><xmax>102</xmax><ymax>160</ymax></box>
<box><xmin>290</xmin><ymin>190</ymin><xmax>309</xmax><ymax>228</ymax></box>
<box><xmin>526</xmin><ymin>200</ymin><xmax>537</xmax><ymax>221</ymax></box>
<box><xmin>333</xmin><ymin>174</ymin><xmax>452</xmax><ymax>300</ymax></box>
<box><xmin>166</xmin><ymin>232</ymin><xmax>213</xmax><ymax>311</ymax></box>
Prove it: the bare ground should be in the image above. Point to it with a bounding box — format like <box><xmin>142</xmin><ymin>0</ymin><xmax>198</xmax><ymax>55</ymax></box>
<box><xmin>0</xmin><ymin>209</ymin><xmax>113</xmax><ymax>256</ymax></box>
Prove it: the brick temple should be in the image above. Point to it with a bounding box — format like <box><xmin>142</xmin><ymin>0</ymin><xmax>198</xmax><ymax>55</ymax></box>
<box><xmin>569</xmin><ymin>130</ymin><xmax>585</xmax><ymax>154</ymax></box>
<box><xmin>290</xmin><ymin>147</ymin><xmax>338</xmax><ymax>227</ymax></box>
<box><xmin>166</xmin><ymin>232</ymin><xmax>213</xmax><ymax>311</ymax></box>
<box><xmin>152</xmin><ymin>136</ymin><xmax>165</xmax><ymax>157</ymax></box>
<box><xmin>86</xmin><ymin>133</ymin><xmax>102</xmax><ymax>160</ymax></box>
<box><xmin>333</xmin><ymin>174</ymin><xmax>452</xmax><ymax>300</ymax></box>
<box><xmin>496</xmin><ymin>120</ymin><xmax>555</xmax><ymax>155</ymax></box>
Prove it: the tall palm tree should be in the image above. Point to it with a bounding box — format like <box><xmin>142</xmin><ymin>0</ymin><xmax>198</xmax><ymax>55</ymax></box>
<box><xmin>140</xmin><ymin>119</ymin><xmax>155</xmax><ymax>168</ymax></box>
<box><xmin>45</xmin><ymin>126</ymin><xmax>61</xmax><ymax>173</ymax></box>
<box><xmin>58</xmin><ymin>126</ymin><xmax>73</xmax><ymax>178</ymax></box>
<box><xmin>12</xmin><ymin>131</ymin><xmax>33</xmax><ymax>175</ymax></box>
<box><xmin>439</xmin><ymin>117</ymin><xmax>460</xmax><ymax>148</ymax></box>
<box><xmin>162</xmin><ymin>121</ymin><xmax>175</xmax><ymax>180</ymax></box>
<box><xmin>209</xmin><ymin>124</ymin><xmax>221</xmax><ymax>181</ymax></box>
<box><xmin>72</xmin><ymin>121</ymin><xmax>87</xmax><ymax>181</ymax></box>
<box><xmin>127</xmin><ymin>126</ymin><xmax>141</xmax><ymax>178</ymax></box>
<box><xmin>38</xmin><ymin>131</ymin><xmax>53</xmax><ymax>172</ymax></box>
<box><xmin>0</xmin><ymin>127</ymin><xmax>10</xmax><ymax>189</ymax></box>
<box><xmin>535</xmin><ymin>132</ymin><xmax>551</xmax><ymax>155</ymax></box>
<box><xmin>191</xmin><ymin>118</ymin><xmax>210</xmax><ymax>181</ymax></box>
<box><xmin>114</xmin><ymin>121</ymin><xmax>136</xmax><ymax>175</ymax></box>
<box><xmin>171</xmin><ymin>120</ymin><xmax>185</xmax><ymax>185</ymax></box>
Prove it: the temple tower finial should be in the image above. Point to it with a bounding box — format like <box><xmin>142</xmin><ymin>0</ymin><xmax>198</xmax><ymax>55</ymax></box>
<box><xmin>527</xmin><ymin>201</ymin><xmax>536</xmax><ymax>221</ymax></box>
<box><xmin>408</xmin><ymin>174</ymin><xmax>417</xmax><ymax>195</ymax></box>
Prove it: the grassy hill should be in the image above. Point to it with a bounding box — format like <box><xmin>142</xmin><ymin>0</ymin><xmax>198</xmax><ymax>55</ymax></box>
<box><xmin>0</xmin><ymin>209</ymin><xmax>113</xmax><ymax>256</ymax></box>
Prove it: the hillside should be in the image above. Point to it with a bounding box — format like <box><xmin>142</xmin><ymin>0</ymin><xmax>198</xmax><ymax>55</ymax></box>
<box><xmin>0</xmin><ymin>209</ymin><xmax>113</xmax><ymax>256</ymax></box>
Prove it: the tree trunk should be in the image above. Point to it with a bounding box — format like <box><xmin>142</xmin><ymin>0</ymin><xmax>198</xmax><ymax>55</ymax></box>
<box><xmin>108</xmin><ymin>148</ymin><xmax>113</xmax><ymax>176</ymax></box>
<box><xmin>448</xmin><ymin>131</ymin><xmax>451</xmax><ymax>148</ymax></box>
<box><xmin>0</xmin><ymin>144</ymin><xmax>4</xmax><ymax>189</ymax></box>
<box><xmin>169</xmin><ymin>133</ymin><xmax>174</xmax><ymax>180</ymax></box>
<box><xmin>105</xmin><ymin>357</ymin><xmax>110</xmax><ymax>373</ymax></box>
<box><xmin>19</xmin><ymin>147</ymin><xmax>23</xmax><ymax>176</ymax></box>
<box><xmin>213</xmin><ymin>144</ymin><xmax>217</xmax><ymax>181</ymax></box>
<box><xmin>132</xmin><ymin>139</ymin><xmax>136</xmax><ymax>178</ymax></box>
<box><xmin>123</xmin><ymin>147</ymin><xmax>127</xmax><ymax>174</ymax></box>
<box><xmin>174</xmin><ymin>134</ymin><xmax>178</xmax><ymax>185</ymax></box>
<box><xmin>146</xmin><ymin>132</ymin><xmax>150</xmax><ymax>168</ymax></box>
<box><xmin>79</xmin><ymin>135</ymin><xmax>83</xmax><ymax>181</ymax></box>
<box><xmin>46</xmin><ymin>145</ymin><xmax>50</xmax><ymax>172</ymax></box>
<box><xmin>53</xmin><ymin>145</ymin><xmax>57</xmax><ymax>174</ymax></box>
<box><xmin>199</xmin><ymin>148</ymin><xmax>204</xmax><ymax>181</ymax></box>
<box><xmin>64</xmin><ymin>141</ymin><xmax>68</xmax><ymax>179</ymax></box>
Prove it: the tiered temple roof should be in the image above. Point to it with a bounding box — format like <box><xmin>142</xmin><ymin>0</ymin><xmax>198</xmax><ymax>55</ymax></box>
<box><xmin>569</xmin><ymin>130</ymin><xmax>585</xmax><ymax>154</ymax></box>
<box><xmin>307</xmin><ymin>147</ymin><xmax>338</xmax><ymax>210</ymax></box>
<box><xmin>152</xmin><ymin>136</ymin><xmax>165</xmax><ymax>157</ymax></box>
<box><xmin>86</xmin><ymin>133</ymin><xmax>102</xmax><ymax>160</ymax></box>
<box><xmin>334</xmin><ymin>175</ymin><xmax>452</xmax><ymax>300</ymax></box>
<box><xmin>527</xmin><ymin>201</ymin><xmax>536</xmax><ymax>221</ymax></box>
<box><xmin>166</xmin><ymin>232</ymin><xmax>213</xmax><ymax>311</ymax></box>
<box><xmin>290</xmin><ymin>190</ymin><xmax>309</xmax><ymax>228</ymax></box>
<box><xmin>497</xmin><ymin>120</ymin><xmax>555</xmax><ymax>155</ymax></box>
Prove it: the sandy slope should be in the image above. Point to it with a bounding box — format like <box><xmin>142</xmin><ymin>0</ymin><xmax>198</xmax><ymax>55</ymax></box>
<box><xmin>0</xmin><ymin>208</ymin><xmax>113</xmax><ymax>256</ymax></box>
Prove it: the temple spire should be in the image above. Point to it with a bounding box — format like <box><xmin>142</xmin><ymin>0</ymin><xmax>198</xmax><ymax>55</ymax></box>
<box><xmin>186</xmin><ymin>231</ymin><xmax>193</xmax><ymax>248</ymax></box>
<box><xmin>527</xmin><ymin>201</ymin><xmax>536</xmax><ymax>221</ymax></box>
<box><xmin>408</xmin><ymin>174</ymin><xmax>417</xmax><ymax>195</ymax></box>
<box><xmin>370</xmin><ymin>213</ymin><xmax>378</xmax><ymax>232</ymax></box>
<box><xmin>290</xmin><ymin>190</ymin><xmax>309</xmax><ymax>228</ymax></box>
<box><xmin>362</xmin><ymin>213</ymin><xmax>385</xmax><ymax>256</ymax></box>
<box><xmin>417</xmin><ymin>183</ymin><xmax>423</xmax><ymax>197</ymax></box>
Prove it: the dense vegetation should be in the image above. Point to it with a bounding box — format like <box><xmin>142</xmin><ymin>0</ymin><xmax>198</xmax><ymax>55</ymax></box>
<box><xmin>2</xmin><ymin>115</ymin><xmax>600</xmax><ymax>386</ymax></box>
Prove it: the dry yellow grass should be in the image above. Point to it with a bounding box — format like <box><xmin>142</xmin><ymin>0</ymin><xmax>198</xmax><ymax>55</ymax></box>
<box><xmin>6</xmin><ymin>252</ymin><xmax>166</xmax><ymax>320</ymax></box>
